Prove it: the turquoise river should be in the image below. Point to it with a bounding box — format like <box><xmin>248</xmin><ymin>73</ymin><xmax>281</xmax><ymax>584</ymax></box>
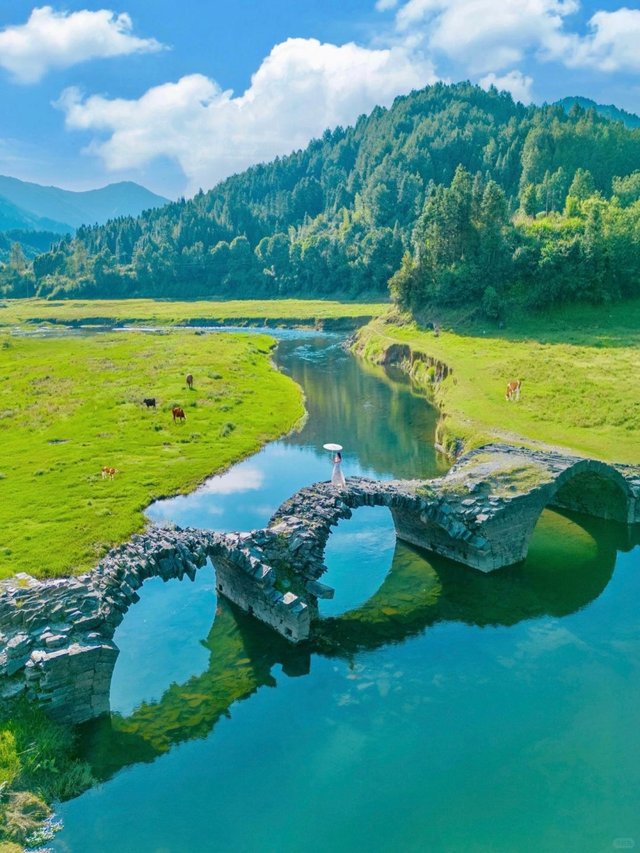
<box><xmin>51</xmin><ymin>331</ymin><xmax>639</xmax><ymax>853</ymax></box>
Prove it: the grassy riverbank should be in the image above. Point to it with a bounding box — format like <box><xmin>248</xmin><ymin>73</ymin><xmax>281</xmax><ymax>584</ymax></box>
<box><xmin>0</xmin><ymin>698</ymin><xmax>93</xmax><ymax>849</ymax></box>
<box><xmin>0</xmin><ymin>298</ymin><xmax>387</xmax><ymax>328</ymax></box>
<box><xmin>355</xmin><ymin>301</ymin><xmax>640</xmax><ymax>464</ymax></box>
<box><xmin>0</xmin><ymin>330</ymin><xmax>304</xmax><ymax>579</ymax></box>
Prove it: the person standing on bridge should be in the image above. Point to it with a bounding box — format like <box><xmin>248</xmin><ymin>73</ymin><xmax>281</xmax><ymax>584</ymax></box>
<box><xmin>331</xmin><ymin>451</ymin><xmax>346</xmax><ymax>488</ymax></box>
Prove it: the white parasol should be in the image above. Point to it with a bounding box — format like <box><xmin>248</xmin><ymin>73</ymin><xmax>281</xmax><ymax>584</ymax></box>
<box><xmin>323</xmin><ymin>443</ymin><xmax>343</xmax><ymax>452</ymax></box>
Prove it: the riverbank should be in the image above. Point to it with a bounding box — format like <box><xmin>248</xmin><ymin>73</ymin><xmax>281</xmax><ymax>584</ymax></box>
<box><xmin>354</xmin><ymin>300</ymin><xmax>640</xmax><ymax>464</ymax></box>
<box><xmin>0</xmin><ymin>330</ymin><xmax>305</xmax><ymax>579</ymax></box>
<box><xmin>0</xmin><ymin>298</ymin><xmax>387</xmax><ymax>329</ymax></box>
<box><xmin>0</xmin><ymin>697</ymin><xmax>94</xmax><ymax>850</ymax></box>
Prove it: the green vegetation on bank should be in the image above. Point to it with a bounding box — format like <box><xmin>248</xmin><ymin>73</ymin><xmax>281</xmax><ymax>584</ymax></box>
<box><xmin>0</xmin><ymin>698</ymin><xmax>93</xmax><ymax>848</ymax></box>
<box><xmin>0</xmin><ymin>330</ymin><xmax>304</xmax><ymax>579</ymax></box>
<box><xmin>3</xmin><ymin>82</ymin><xmax>640</xmax><ymax>316</ymax></box>
<box><xmin>0</xmin><ymin>298</ymin><xmax>386</xmax><ymax>328</ymax></box>
<box><xmin>355</xmin><ymin>301</ymin><xmax>640</xmax><ymax>464</ymax></box>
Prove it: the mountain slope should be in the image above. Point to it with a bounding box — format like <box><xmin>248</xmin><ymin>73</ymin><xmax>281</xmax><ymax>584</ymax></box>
<box><xmin>0</xmin><ymin>194</ymin><xmax>71</xmax><ymax>233</ymax></box>
<box><xmin>0</xmin><ymin>229</ymin><xmax>62</xmax><ymax>262</ymax></box>
<box><xmin>12</xmin><ymin>82</ymin><xmax>640</xmax><ymax>309</ymax></box>
<box><xmin>0</xmin><ymin>176</ymin><xmax>169</xmax><ymax>231</ymax></box>
<box><xmin>555</xmin><ymin>96</ymin><xmax>640</xmax><ymax>128</ymax></box>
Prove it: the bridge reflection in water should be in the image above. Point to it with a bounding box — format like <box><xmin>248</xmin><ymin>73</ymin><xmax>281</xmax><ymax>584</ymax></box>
<box><xmin>77</xmin><ymin>505</ymin><xmax>638</xmax><ymax>785</ymax></box>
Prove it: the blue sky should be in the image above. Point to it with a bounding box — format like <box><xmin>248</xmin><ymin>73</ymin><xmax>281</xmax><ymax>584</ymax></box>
<box><xmin>1</xmin><ymin>1</ymin><xmax>639</xmax><ymax>198</ymax></box>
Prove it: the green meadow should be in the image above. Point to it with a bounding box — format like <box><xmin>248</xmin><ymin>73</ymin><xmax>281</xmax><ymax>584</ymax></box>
<box><xmin>0</xmin><ymin>330</ymin><xmax>304</xmax><ymax>580</ymax></box>
<box><xmin>0</xmin><ymin>298</ymin><xmax>387</xmax><ymax>328</ymax></box>
<box><xmin>355</xmin><ymin>299</ymin><xmax>640</xmax><ymax>465</ymax></box>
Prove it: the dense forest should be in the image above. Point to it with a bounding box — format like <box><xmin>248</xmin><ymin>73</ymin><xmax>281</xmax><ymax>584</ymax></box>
<box><xmin>2</xmin><ymin>82</ymin><xmax>640</xmax><ymax>315</ymax></box>
<box><xmin>0</xmin><ymin>229</ymin><xmax>60</xmax><ymax>264</ymax></box>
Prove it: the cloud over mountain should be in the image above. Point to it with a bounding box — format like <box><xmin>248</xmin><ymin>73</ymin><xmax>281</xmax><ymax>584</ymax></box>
<box><xmin>58</xmin><ymin>37</ymin><xmax>436</xmax><ymax>192</ymax></box>
<box><xmin>390</xmin><ymin>0</ymin><xmax>640</xmax><ymax>76</ymax></box>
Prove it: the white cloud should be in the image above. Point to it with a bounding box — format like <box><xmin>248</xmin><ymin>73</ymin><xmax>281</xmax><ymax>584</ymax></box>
<box><xmin>567</xmin><ymin>8</ymin><xmax>640</xmax><ymax>72</ymax></box>
<box><xmin>375</xmin><ymin>0</ymin><xmax>400</xmax><ymax>10</ymax></box>
<box><xmin>0</xmin><ymin>6</ymin><xmax>164</xmax><ymax>83</ymax></box>
<box><xmin>392</xmin><ymin>0</ymin><xmax>640</xmax><ymax>77</ymax></box>
<box><xmin>394</xmin><ymin>0</ymin><xmax>577</xmax><ymax>74</ymax></box>
<box><xmin>479</xmin><ymin>69</ymin><xmax>534</xmax><ymax>103</ymax></box>
<box><xmin>57</xmin><ymin>37</ymin><xmax>436</xmax><ymax>192</ymax></box>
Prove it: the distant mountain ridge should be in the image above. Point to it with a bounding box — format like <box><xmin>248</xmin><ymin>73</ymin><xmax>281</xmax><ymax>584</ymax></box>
<box><xmin>0</xmin><ymin>176</ymin><xmax>169</xmax><ymax>234</ymax></box>
<box><xmin>555</xmin><ymin>96</ymin><xmax>640</xmax><ymax>129</ymax></box>
<box><xmin>0</xmin><ymin>194</ymin><xmax>70</xmax><ymax>233</ymax></box>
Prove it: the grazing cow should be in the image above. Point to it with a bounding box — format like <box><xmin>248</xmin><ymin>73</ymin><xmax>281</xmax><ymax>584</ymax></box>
<box><xmin>186</xmin><ymin>373</ymin><xmax>194</xmax><ymax>390</ymax></box>
<box><xmin>101</xmin><ymin>466</ymin><xmax>117</xmax><ymax>480</ymax></box>
<box><xmin>506</xmin><ymin>380</ymin><xmax>522</xmax><ymax>401</ymax></box>
<box><xmin>143</xmin><ymin>398</ymin><xmax>156</xmax><ymax>408</ymax></box>
<box><xmin>172</xmin><ymin>406</ymin><xmax>186</xmax><ymax>422</ymax></box>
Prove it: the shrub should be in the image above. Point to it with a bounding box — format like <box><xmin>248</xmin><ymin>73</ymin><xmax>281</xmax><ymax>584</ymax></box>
<box><xmin>481</xmin><ymin>286</ymin><xmax>502</xmax><ymax>319</ymax></box>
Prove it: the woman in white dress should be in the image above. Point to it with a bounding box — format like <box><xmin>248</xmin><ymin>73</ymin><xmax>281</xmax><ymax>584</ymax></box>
<box><xmin>331</xmin><ymin>451</ymin><xmax>346</xmax><ymax>488</ymax></box>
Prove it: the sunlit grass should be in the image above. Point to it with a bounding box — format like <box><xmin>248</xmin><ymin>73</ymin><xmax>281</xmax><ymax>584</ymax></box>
<box><xmin>356</xmin><ymin>300</ymin><xmax>640</xmax><ymax>464</ymax></box>
<box><xmin>0</xmin><ymin>330</ymin><xmax>304</xmax><ymax>579</ymax></box>
<box><xmin>0</xmin><ymin>298</ymin><xmax>387</xmax><ymax>327</ymax></box>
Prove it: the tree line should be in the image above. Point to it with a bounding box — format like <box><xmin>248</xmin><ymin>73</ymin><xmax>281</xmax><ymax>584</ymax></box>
<box><xmin>2</xmin><ymin>82</ymin><xmax>640</xmax><ymax>315</ymax></box>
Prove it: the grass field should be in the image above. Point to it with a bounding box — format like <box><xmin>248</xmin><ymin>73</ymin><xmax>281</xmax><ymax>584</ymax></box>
<box><xmin>0</xmin><ymin>298</ymin><xmax>387</xmax><ymax>328</ymax></box>
<box><xmin>355</xmin><ymin>300</ymin><xmax>640</xmax><ymax>465</ymax></box>
<box><xmin>0</xmin><ymin>330</ymin><xmax>304</xmax><ymax>579</ymax></box>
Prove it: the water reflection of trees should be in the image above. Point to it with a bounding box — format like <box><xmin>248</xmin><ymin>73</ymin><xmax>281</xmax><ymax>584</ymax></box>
<box><xmin>79</xmin><ymin>600</ymin><xmax>308</xmax><ymax>783</ymax></box>
<box><xmin>316</xmin><ymin>510</ymin><xmax>629</xmax><ymax>655</ymax></box>
<box><xmin>277</xmin><ymin>338</ymin><xmax>448</xmax><ymax>480</ymax></box>
<box><xmin>78</xmin><ymin>509</ymin><xmax>637</xmax><ymax>786</ymax></box>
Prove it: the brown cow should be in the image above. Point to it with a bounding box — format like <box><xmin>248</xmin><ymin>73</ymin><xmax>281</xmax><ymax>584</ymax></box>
<box><xmin>172</xmin><ymin>406</ymin><xmax>186</xmax><ymax>422</ymax></box>
<box><xmin>506</xmin><ymin>380</ymin><xmax>522</xmax><ymax>401</ymax></box>
<box><xmin>101</xmin><ymin>466</ymin><xmax>118</xmax><ymax>480</ymax></box>
<box><xmin>186</xmin><ymin>373</ymin><xmax>194</xmax><ymax>390</ymax></box>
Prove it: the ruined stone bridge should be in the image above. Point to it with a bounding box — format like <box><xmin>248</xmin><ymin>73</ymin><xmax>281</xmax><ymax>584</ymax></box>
<box><xmin>1</xmin><ymin>443</ymin><xmax>638</xmax><ymax>722</ymax></box>
<box><xmin>261</xmin><ymin>441</ymin><xmax>639</xmax><ymax>582</ymax></box>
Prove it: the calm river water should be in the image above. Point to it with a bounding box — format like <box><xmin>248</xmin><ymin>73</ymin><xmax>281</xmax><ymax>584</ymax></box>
<box><xmin>52</xmin><ymin>332</ymin><xmax>639</xmax><ymax>853</ymax></box>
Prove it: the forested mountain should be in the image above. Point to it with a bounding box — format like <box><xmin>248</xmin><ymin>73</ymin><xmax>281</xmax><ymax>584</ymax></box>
<box><xmin>4</xmin><ymin>82</ymin><xmax>640</xmax><ymax>315</ymax></box>
<box><xmin>555</xmin><ymin>97</ymin><xmax>640</xmax><ymax>129</ymax></box>
<box><xmin>0</xmin><ymin>176</ymin><xmax>168</xmax><ymax>233</ymax></box>
<box><xmin>0</xmin><ymin>176</ymin><xmax>169</xmax><ymax>275</ymax></box>
<box><xmin>0</xmin><ymin>194</ymin><xmax>70</xmax><ymax>234</ymax></box>
<box><xmin>0</xmin><ymin>229</ymin><xmax>62</xmax><ymax>264</ymax></box>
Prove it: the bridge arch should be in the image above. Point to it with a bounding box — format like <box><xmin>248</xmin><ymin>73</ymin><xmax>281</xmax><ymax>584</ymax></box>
<box><xmin>549</xmin><ymin>458</ymin><xmax>636</xmax><ymax>523</ymax></box>
<box><xmin>444</xmin><ymin>457</ymin><xmax>637</xmax><ymax>573</ymax></box>
<box><xmin>268</xmin><ymin>477</ymin><xmax>455</xmax><ymax>597</ymax></box>
<box><xmin>316</xmin><ymin>502</ymin><xmax>397</xmax><ymax>617</ymax></box>
<box><xmin>308</xmin><ymin>486</ymin><xmax>415</xmax><ymax>566</ymax></box>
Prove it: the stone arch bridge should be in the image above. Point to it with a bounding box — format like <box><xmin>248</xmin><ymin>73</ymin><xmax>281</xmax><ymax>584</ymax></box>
<box><xmin>1</xmin><ymin>443</ymin><xmax>638</xmax><ymax>722</ymax></box>
<box><xmin>268</xmin><ymin>443</ymin><xmax>639</xmax><ymax>580</ymax></box>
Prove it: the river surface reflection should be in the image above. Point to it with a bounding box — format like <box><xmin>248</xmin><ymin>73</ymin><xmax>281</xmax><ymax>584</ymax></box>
<box><xmin>53</xmin><ymin>333</ymin><xmax>640</xmax><ymax>853</ymax></box>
